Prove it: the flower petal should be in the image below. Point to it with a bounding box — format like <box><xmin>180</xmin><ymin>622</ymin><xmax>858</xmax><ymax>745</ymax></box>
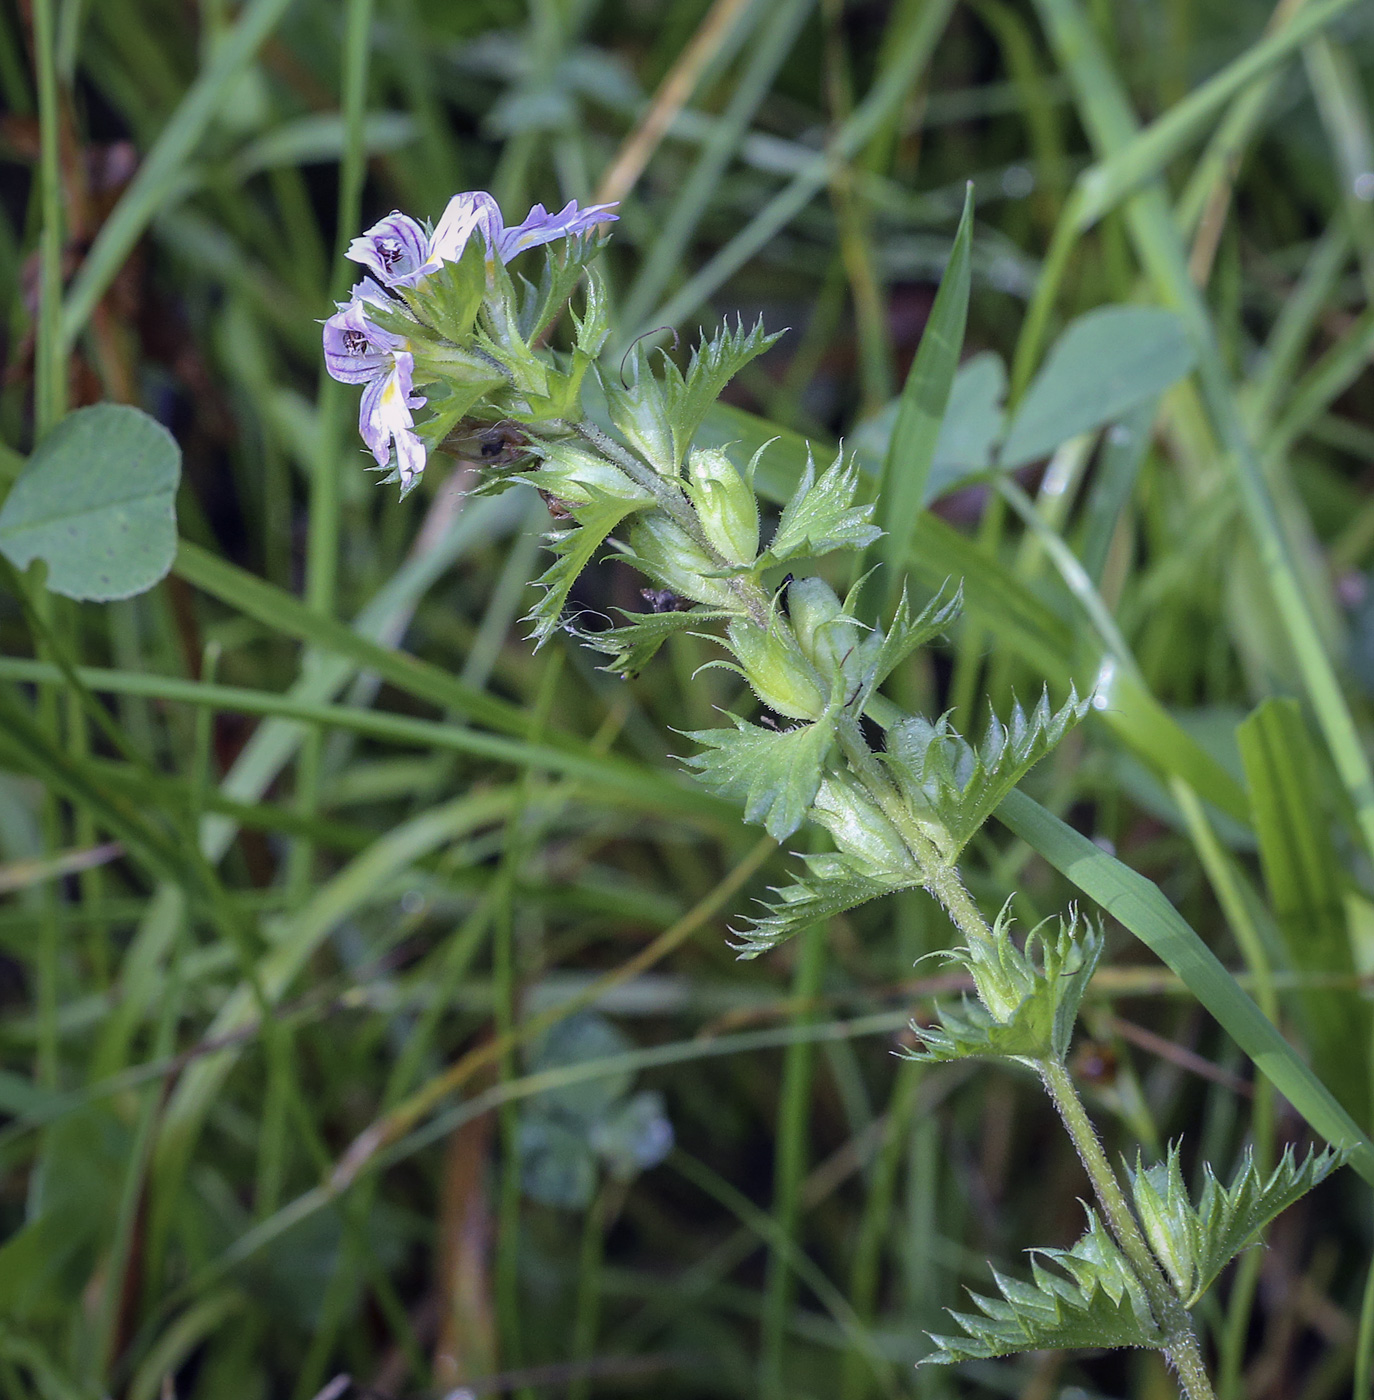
<box><xmin>421</xmin><ymin>191</ymin><xmax>504</xmax><ymax>274</ymax></box>
<box><xmin>346</xmin><ymin>212</ymin><xmax>428</xmax><ymax>287</ymax></box>
<box><xmin>324</xmin><ymin>301</ymin><xmax>390</xmax><ymax>384</ymax></box>
<box><xmin>493</xmin><ymin>198</ymin><xmax>618</xmax><ymax>261</ymax></box>
<box><xmin>358</xmin><ymin>352</ymin><xmax>428</xmax><ymax>488</ymax></box>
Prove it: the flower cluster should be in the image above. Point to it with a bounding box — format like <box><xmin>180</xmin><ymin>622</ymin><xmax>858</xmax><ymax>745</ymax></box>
<box><xmin>322</xmin><ymin>191</ymin><xmax>617</xmax><ymax>496</ymax></box>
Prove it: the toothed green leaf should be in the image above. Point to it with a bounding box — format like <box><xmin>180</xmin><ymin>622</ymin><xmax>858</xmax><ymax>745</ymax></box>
<box><xmin>683</xmin><ymin>713</ymin><xmax>837</xmax><ymax>840</ymax></box>
<box><xmin>524</xmin><ymin>494</ymin><xmax>648</xmax><ymax>646</ymax></box>
<box><xmin>731</xmin><ymin>851</ymin><xmax>915</xmax><ymax>958</ymax></box>
<box><xmin>599</xmin><ymin>346</ymin><xmax>675</xmax><ymax>473</ymax></box>
<box><xmin>913</xmin><ymin>908</ymin><xmax>1104</xmax><ymax>1067</ymax></box>
<box><xmin>579</xmin><ymin>606</ymin><xmax>733</xmax><ymax>677</ymax></box>
<box><xmin>666</xmin><ymin>318</ymin><xmax>782</xmax><ymax>472</ymax></box>
<box><xmin>851</xmin><ymin>582</ymin><xmax>963</xmax><ymax>713</ymax></box>
<box><xmin>760</xmin><ymin>450</ymin><xmax>882</xmax><ymax>565</ymax></box>
<box><xmin>1127</xmin><ymin>1142</ymin><xmax>1346</xmax><ymax>1307</ymax></box>
<box><xmin>518</xmin><ymin>233</ymin><xmax>606</xmax><ymax>343</ymax></box>
<box><xmin>885</xmin><ymin>688</ymin><xmax>1089</xmax><ymax>859</ymax></box>
<box><xmin>924</xmin><ymin>1210</ymin><xmax>1162</xmax><ymax>1365</ymax></box>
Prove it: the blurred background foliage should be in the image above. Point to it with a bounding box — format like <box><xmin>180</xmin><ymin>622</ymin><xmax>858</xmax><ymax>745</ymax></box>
<box><xmin>1</xmin><ymin>0</ymin><xmax>1374</xmax><ymax>1397</ymax></box>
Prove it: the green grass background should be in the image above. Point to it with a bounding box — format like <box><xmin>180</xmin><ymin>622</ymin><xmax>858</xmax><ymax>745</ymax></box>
<box><xmin>2</xmin><ymin>0</ymin><xmax>1374</xmax><ymax>1396</ymax></box>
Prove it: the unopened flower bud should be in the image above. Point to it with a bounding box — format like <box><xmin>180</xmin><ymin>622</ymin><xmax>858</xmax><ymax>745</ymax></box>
<box><xmin>534</xmin><ymin>441</ymin><xmax>654</xmax><ymax>508</ymax></box>
<box><xmin>788</xmin><ymin>577</ymin><xmax>861</xmax><ymax>683</ymax></box>
<box><xmin>726</xmin><ymin>619</ymin><xmax>826</xmax><ymax>720</ymax></box>
<box><xmin>1132</xmin><ymin>1165</ymin><xmax>1196</xmax><ymax>1298</ymax></box>
<box><xmin>810</xmin><ymin>776</ymin><xmax>910</xmax><ymax>874</ymax></box>
<box><xmin>629</xmin><ymin>515</ymin><xmax>736</xmax><ymax>610</ymax></box>
<box><xmin>685</xmin><ymin>449</ymin><xmax>759</xmax><ymax>565</ymax></box>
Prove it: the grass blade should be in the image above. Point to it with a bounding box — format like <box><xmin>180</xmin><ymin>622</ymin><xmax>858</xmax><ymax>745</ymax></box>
<box><xmin>997</xmin><ymin>788</ymin><xmax>1374</xmax><ymax>1184</ymax></box>
<box><xmin>870</xmin><ymin>183</ymin><xmax>974</xmax><ymax>612</ymax></box>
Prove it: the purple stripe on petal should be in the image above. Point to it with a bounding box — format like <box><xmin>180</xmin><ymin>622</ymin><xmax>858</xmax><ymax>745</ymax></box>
<box><xmin>359</xmin><ymin>352</ymin><xmax>427</xmax><ymax>477</ymax></box>
<box><xmin>347</xmin><ymin>212</ymin><xmax>428</xmax><ymax>287</ymax></box>
<box><xmin>493</xmin><ymin>199</ymin><xmax>618</xmax><ymax>261</ymax></box>
<box><xmin>322</xmin><ymin>280</ymin><xmax>410</xmax><ymax>383</ymax></box>
<box><xmin>324</xmin><ymin>301</ymin><xmax>392</xmax><ymax>384</ymax></box>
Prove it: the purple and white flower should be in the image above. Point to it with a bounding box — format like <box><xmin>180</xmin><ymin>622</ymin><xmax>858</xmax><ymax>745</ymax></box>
<box><xmin>346</xmin><ymin>192</ymin><xmax>619</xmax><ymax>287</ymax></box>
<box><xmin>485</xmin><ymin>197</ymin><xmax>619</xmax><ymax>262</ymax></box>
<box><xmin>322</xmin><ymin>278</ymin><xmax>427</xmax><ymax>492</ymax></box>
<box><xmin>345</xmin><ymin>213</ymin><xmax>428</xmax><ymax>288</ymax></box>
<box><xmin>359</xmin><ymin>350</ymin><xmax>427</xmax><ymax>493</ymax></box>
<box><xmin>322</xmin><ymin>278</ymin><xmax>407</xmax><ymax>381</ymax></box>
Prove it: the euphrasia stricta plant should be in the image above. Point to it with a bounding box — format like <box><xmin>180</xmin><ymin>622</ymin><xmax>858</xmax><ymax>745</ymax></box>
<box><xmin>324</xmin><ymin>192</ymin><xmax>1343</xmax><ymax>1398</ymax></box>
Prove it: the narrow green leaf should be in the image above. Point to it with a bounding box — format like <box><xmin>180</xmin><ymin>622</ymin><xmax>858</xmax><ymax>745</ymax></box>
<box><xmin>999</xmin><ymin>307</ymin><xmax>1195</xmax><ymax>469</ymax></box>
<box><xmin>1077</xmin><ymin>396</ymin><xmax>1156</xmax><ymax>585</ymax></box>
<box><xmin>996</xmin><ymin>787</ymin><xmax>1374</xmax><ymax>1185</ymax></box>
<box><xmin>851</xmin><ymin>350</ymin><xmax>1007</xmax><ymax>505</ymax></box>
<box><xmin>1035</xmin><ymin>0</ymin><xmax>1374</xmax><ymax>878</ymax></box>
<box><xmin>61</xmin><ymin>0</ymin><xmax>296</xmax><ymax>349</ymax></box>
<box><xmin>1237</xmin><ymin>698</ymin><xmax>1366</xmax><ymax>1118</ymax></box>
<box><xmin>874</xmin><ymin>182</ymin><xmax>974</xmax><ymax>600</ymax></box>
<box><xmin>0</xmin><ymin>405</ymin><xmax>180</xmax><ymax>600</ymax></box>
<box><xmin>173</xmin><ymin>539</ymin><xmax>529</xmax><ymax>737</ymax></box>
<box><xmin>1070</xmin><ymin>0</ymin><xmax>1360</xmax><ymax>231</ymax></box>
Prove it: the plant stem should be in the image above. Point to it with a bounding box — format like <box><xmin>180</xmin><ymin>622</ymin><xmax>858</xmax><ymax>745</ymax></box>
<box><xmin>1038</xmin><ymin>1059</ymin><xmax>1215</xmax><ymax>1399</ymax></box>
<box><xmin>32</xmin><ymin>0</ymin><xmax>64</xmax><ymax>434</ymax></box>
<box><xmin>928</xmin><ymin>868</ymin><xmax>1217</xmax><ymax>1400</ymax></box>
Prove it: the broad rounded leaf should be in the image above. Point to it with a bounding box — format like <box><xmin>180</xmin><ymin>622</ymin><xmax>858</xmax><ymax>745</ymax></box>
<box><xmin>0</xmin><ymin>404</ymin><xmax>180</xmax><ymax>601</ymax></box>
<box><xmin>999</xmin><ymin>307</ymin><xmax>1195</xmax><ymax>469</ymax></box>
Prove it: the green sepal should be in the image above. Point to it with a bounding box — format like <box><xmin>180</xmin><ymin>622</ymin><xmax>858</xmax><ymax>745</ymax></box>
<box><xmin>524</xmin><ymin>491</ymin><xmax>651</xmax><ymax>646</ymax></box>
<box><xmin>731</xmin><ymin>772</ymin><xmax>923</xmax><ymax>955</ymax></box>
<box><xmin>682</xmin><ymin>711</ymin><xmax>838</xmax><ymax>840</ymax></box>
<box><xmin>414</xmin><ymin>375</ymin><xmax>510</xmax><ymax>454</ymax></box>
<box><xmin>884</xmin><ymin>688</ymin><xmax>1089</xmax><ymax>860</ymax></box>
<box><xmin>399</xmin><ymin>235</ymin><xmax>487</xmax><ymax>344</ymax></box>
<box><xmin>520</xmin><ymin>274</ymin><xmax>613</xmax><ymax>421</ymax></box>
<box><xmin>923</xmin><ymin>1209</ymin><xmax>1162</xmax><ymax>1365</ymax></box>
<box><xmin>758</xmin><ymin>449</ymin><xmax>882</xmax><ymax>566</ymax></box>
<box><xmin>722</xmin><ymin>615</ymin><xmax>827</xmax><ymax>721</ymax></box>
<box><xmin>516</xmin><ymin>231</ymin><xmax>608</xmax><ymax>344</ymax></box>
<box><xmin>788</xmin><ymin>577</ymin><xmax>866</xmax><ymax>690</ymax></box>
<box><xmin>577</xmin><ymin>606</ymin><xmax>735</xmax><ymax>678</ymax></box>
<box><xmin>623</xmin><ymin>514</ymin><xmax>739</xmax><ymax>610</ymax></box>
<box><xmin>561</xmin><ymin>270</ymin><xmax>611</xmax><ymax>408</ymax></box>
<box><xmin>684</xmin><ymin>447</ymin><xmax>759</xmax><ymax>565</ymax></box>
<box><xmin>513</xmin><ymin>436</ymin><xmax>655</xmax><ymax>510</ymax></box>
<box><xmin>599</xmin><ymin>318</ymin><xmax>781</xmax><ymax>476</ymax></box>
<box><xmin>911</xmin><ymin>907</ymin><xmax>1104</xmax><ymax>1067</ymax></box>
<box><xmin>1127</xmin><ymin>1141</ymin><xmax>1346</xmax><ymax>1308</ymax></box>
<box><xmin>598</xmin><ymin>347</ymin><xmax>675</xmax><ymax>475</ymax></box>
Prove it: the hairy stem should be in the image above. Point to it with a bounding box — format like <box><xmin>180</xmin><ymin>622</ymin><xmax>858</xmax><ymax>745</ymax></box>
<box><xmin>927</xmin><ymin>869</ymin><xmax>1215</xmax><ymax>1400</ymax></box>
<box><xmin>1038</xmin><ymin>1060</ymin><xmax>1215</xmax><ymax>1399</ymax></box>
